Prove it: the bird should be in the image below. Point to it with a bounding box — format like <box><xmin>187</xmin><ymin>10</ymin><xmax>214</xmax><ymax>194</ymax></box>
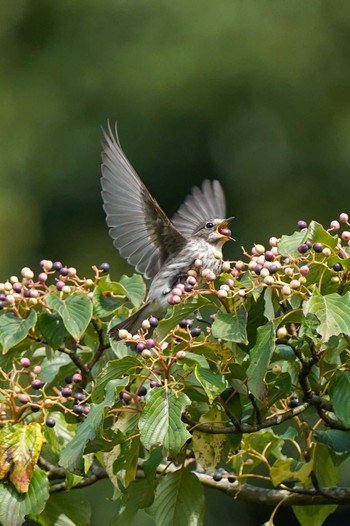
<box><xmin>101</xmin><ymin>123</ymin><xmax>233</xmax><ymax>339</ymax></box>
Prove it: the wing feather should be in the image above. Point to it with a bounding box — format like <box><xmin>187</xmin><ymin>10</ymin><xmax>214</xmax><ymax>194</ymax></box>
<box><xmin>101</xmin><ymin>123</ymin><xmax>186</xmax><ymax>279</ymax></box>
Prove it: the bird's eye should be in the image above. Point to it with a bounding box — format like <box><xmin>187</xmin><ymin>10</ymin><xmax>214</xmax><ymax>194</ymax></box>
<box><xmin>205</xmin><ymin>222</ymin><xmax>214</xmax><ymax>229</ymax></box>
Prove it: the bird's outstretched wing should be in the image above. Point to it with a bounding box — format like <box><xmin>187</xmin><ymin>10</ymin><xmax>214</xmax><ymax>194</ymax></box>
<box><xmin>101</xmin><ymin>123</ymin><xmax>186</xmax><ymax>279</ymax></box>
<box><xmin>172</xmin><ymin>180</ymin><xmax>226</xmax><ymax>237</ymax></box>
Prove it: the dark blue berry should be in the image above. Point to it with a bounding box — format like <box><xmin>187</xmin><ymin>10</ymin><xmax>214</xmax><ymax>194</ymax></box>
<box><xmin>332</xmin><ymin>262</ymin><xmax>343</xmax><ymax>272</ymax></box>
<box><xmin>297</xmin><ymin>243</ymin><xmax>309</xmax><ymax>254</ymax></box>
<box><xmin>99</xmin><ymin>262</ymin><xmax>110</xmax><ymax>273</ymax></box>
<box><xmin>313</xmin><ymin>243</ymin><xmax>323</xmax><ymax>253</ymax></box>
<box><xmin>268</xmin><ymin>264</ymin><xmax>279</xmax><ymax>274</ymax></box>
<box><xmin>65</xmin><ymin>375</ymin><xmax>73</xmax><ymax>384</ymax></box>
<box><xmin>137</xmin><ymin>386</ymin><xmax>147</xmax><ymax>396</ymax></box>
<box><xmin>288</xmin><ymin>398</ymin><xmax>299</xmax><ymax>409</ymax></box>
<box><xmin>73</xmin><ymin>405</ymin><xmax>84</xmax><ymax>415</ymax></box>
<box><xmin>52</xmin><ymin>261</ymin><xmax>63</xmax><ymax>271</ymax></box>
<box><xmin>45</xmin><ymin>417</ymin><xmax>56</xmax><ymax>428</ymax></box>
<box><xmin>190</xmin><ymin>327</ymin><xmax>201</xmax><ymax>338</ymax></box>
<box><xmin>30</xmin><ymin>405</ymin><xmax>40</xmax><ymax>412</ymax></box>
<box><xmin>254</xmin><ymin>264</ymin><xmax>262</xmax><ymax>275</ymax></box>
<box><xmin>213</xmin><ymin>472</ymin><xmax>223</xmax><ymax>482</ymax></box>
<box><xmin>228</xmin><ymin>474</ymin><xmax>236</xmax><ymax>483</ymax></box>
<box><xmin>179</xmin><ymin>319</ymin><xmax>193</xmax><ymax>329</ymax></box>
<box><xmin>184</xmin><ymin>284</ymin><xmax>193</xmax><ymax>292</ymax></box>
<box><xmin>74</xmin><ymin>392</ymin><xmax>86</xmax><ymax>402</ymax></box>
<box><xmin>149</xmin><ymin>316</ymin><xmax>159</xmax><ymax>327</ymax></box>
<box><xmin>61</xmin><ymin>387</ymin><xmax>73</xmax><ymax>398</ymax></box>
<box><xmin>60</xmin><ymin>267</ymin><xmax>69</xmax><ymax>276</ymax></box>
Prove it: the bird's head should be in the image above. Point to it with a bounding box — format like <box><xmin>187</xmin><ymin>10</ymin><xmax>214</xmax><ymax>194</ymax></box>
<box><xmin>194</xmin><ymin>217</ymin><xmax>234</xmax><ymax>246</ymax></box>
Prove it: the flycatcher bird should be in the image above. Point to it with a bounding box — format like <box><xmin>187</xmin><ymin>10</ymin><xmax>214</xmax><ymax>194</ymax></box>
<box><xmin>101</xmin><ymin>123</ymin><xmax>233</xmax><ymax>339</ymax></box>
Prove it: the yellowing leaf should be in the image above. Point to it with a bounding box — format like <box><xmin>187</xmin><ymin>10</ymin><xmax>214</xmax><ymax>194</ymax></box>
<box><xmin>0</xmin><ymin>423</ymin><xmax>44</xmax><ymax>493</ymax></box>
<box><xmin>192</xmin><ymin>406</ymin><xmax>228</xmax><ymax>472</ymax></box>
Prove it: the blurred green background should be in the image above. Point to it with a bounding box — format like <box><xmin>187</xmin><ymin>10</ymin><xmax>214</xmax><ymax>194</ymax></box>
<box><xmin>4</xmin><ymin>1</ymin><xmax>350</xmax><ymax>524</ymax></box>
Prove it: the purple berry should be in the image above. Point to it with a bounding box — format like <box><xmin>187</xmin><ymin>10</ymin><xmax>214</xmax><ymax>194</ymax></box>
<box><xmin>145</xmin><ymin>338</ymin><xmax>156</xmax><ymax>349</ymax></box>
<box><xmin>149</xmin><ymin>316</ymin><xmax>159</xmax><ymax>327</ymax></box>
<box><xmin>24</xmin><ymin>290</ymin><xmax>32</xmax><ymax>298</ymax></box>
<box><xmin>18</xmin><ymin>393</ymin><xmax>30</xmax><ymax>404</ymax></box>
<box><xmin>0</xmin><ymin>301</ymin><xmax>5</xmax><ymax>310</ymax></box>
<box><xmin>52</xmin><ymin>261</ymin><xmax>63</xmax><ymax>271</ymax></box>
<box><xmin>20</xmin><ymin>357</ymin><xmax>31</xmax><ymax>368</ymax></box>
<box><xmin>184</xmin><ymin>284</ymin><xmax>193</xmax><ymax>292</ymax></box>
<box><xmin>12</xmin><ymin>283</ymin><xmax>22</xmax><ymax>293</ymax></box>
<box><xmin>31</xmin><ymin>379</ymin><xmax>45</xmax><ymax>390</ymax></box>
<box><xmin>82</xmin><ymin>406</ymin><xmax>90</xmax><ymax>415</ymax></box>
<box><xmin>136</xmin><ymin>342</ymin><xmax>146</xmax><ymax>353</ymax></box>
<box><xmin>264</xmin><ymin>251</ymin><xmax>274</xmax><ymax>262</ymax></box>
<box><xmin>72</xmin><ymin>372</ymin><xmax>82</xmax><ymax>383</ymax></box>
<box><xmin>305</xmin><ymin>240</ymin><xmax>312</xmax><ymax>249</ymax></box>
<box><xmin>38</xmin><ymin>272</ymin><xmax>48</xmax><ymax>282</ymax></box>
<box><xmin>150</xmin><ymin>380</ymin><xmax>160</xmax><ymax>388</ymax></box>
<box><xmin>313</xmin><ymin>243</ymin><xmax>323</xmax><ymax>253</ymax></box>
<box><xmin>297</xmin><ymin>243</ymin><xmax>309</xmax><ymax>254</ymax></box>
<box><xmin>0</xmin><ymin>294</ymin><xmax>6</xmax><ymax>301</ymax></box>
<box><xmin>56</xmin><ymin>280</ymin><xmax>65</xmax><ymax>291</ymax></box>
<box><xmin>61</xmin><ymin>387</ymin><xmax>73</xmax><ymax>398</ymax></box>
<box><xmin>99</xmin><ymin>262</ymin><xmax>110</xmax><ymax>273</ymax></box>
<box><xmin>187</xmin><ymin>276</ymin><xmax>197</xmax><ymax>286</ymax></box>
<box><xmin>297</xmin><ymin>220</ymin><xmax>307</xmax><ymax>230</ymax></box>
<box><xmin>45</xmin><ymin>417</ymin><xmax>56</xmax><ymax>428</ymax></box>
<box><xmin>60</xmin><ymin>267</ymin><xmax>69</xmax><ymax>276</ymax></box>
<box><xmin>73</xmin><ymin>405</ymin><xmax>84</xmax><ymax>415</ymax></box>
<box><xmin>120</xmin><ymin>392</ymin><xmax>132</xmax><ymax>404</ymax></box>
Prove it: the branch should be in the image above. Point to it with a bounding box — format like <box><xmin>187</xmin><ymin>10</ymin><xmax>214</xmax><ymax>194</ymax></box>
<box><xmin>182</xmin><ymin>402</ymin><xmax>310</xmax><ymax>434</ymax></box>
<box><xmin>49</xmin><ymin>465</ymin><xmax>108</xmax><ymax>493</ymax></box>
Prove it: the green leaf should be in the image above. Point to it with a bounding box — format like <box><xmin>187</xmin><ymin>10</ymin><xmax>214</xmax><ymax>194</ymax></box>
<box><xmin>211</xmin><ymin>306</ymin><xmax>248</xmax><ymax>344</ymax></box>
<box><xmin>92</xmin><ymin>356</ymin><xmax>140</xmax><ymax>403</ymax></box>
<box><xmin>150</xmin><ymin>469</ymin><xmax>204</xmax><ymax>526</ymax></box>
<box><xmin>111</xmin><ymin>479</ymin><xmax>155</xmax><ymax>526</ymax></box>
<box><xmin>157</xmin><ymin>296</ymin><xmax>211</xmax><ymax>341</ymax></box>
<box><xmin>120</xmin><ymin>274</ymin><xmax>146</xmax><ymax>307</ymax></box>
<box><xmin>298</xmin><ymin>444</ymin><xmax>338</xmax><ymax>526</ymax></box>
<box><xmin>303</xmin><ymin>289</ymin><xmax>350</xmax><ymax>342</ymax></box>
<box><xmin>37</xmin><ymin>312</ymin><xmax>69</xmax><ymax>348</ymax></box>
<box><xmin>307</xmin><ymin>220</ymin><xmax>338</xmax><ymax>249</ymax></box>
<box><xmin>263</xmin><ymin>287</ymin><xmax>275</xmax><ymax>321</ymax></box>
<box><xmin>246</xmin><ymin>321</ymin><xmax>275</xmax><ymax>400</ymax></box>
<box><xmin>143</xmin><ymin>446</ymin><xmax>164</xmax><ymax>485</ymax></box>
<box><xmin>35</xmin><ymin>491</ymin><xmax>91</xmax><ymax>526</ymax></box>
<box><xmin>278</xmin><ymin>229</ymin><xmax>308</xmax><ymax>257</ymax></box>
<box><xmin>0</xmin><ymin>310</ymin><xmax>37</xmax><ymax>354</ymax></box>
<box><xmin>139</xmin><ymin>388</ymin><xmax>191</xmax><ymax>456</ymax></box>
<box><xmin>0</xmin><ymin>423</ymin><xmax>44</xmax><ymax>493</ymax></box>
<box><xmin>194</xmin><ymin>366</ymin><xmax>226</xmax><ymax>403</ymax></box>
<box><xmin>313</xmin><ymin>429</ymin><xmax>350</xmax><ymax>461</ymax></box>
<box><xmin>270</xmin><ymin>458</ymin><xmax>313</xmax><ymax>486</ymax></box>
<box><xmin>329</xmin><ymin>372</ymin><xmax>350</xmax><ymax>427</ymax></box>
<box><xmin>0</xmin><ymin>466</ymin><xmax>49</xmax><ymax>526</ymax></box>
<box><xmin>46</xmin><ymin>292</ymin><xmax>92</xmax><ymax>340</ymax></box>
<box><xmin>92</xmin><ymin>276</ymin><xmax>128</xmax><ymax>318</ymax></box>
<box><xmin>60</xmin><ymin>380</ymin><xmax>123</xmax><ymax>470</ymax></box>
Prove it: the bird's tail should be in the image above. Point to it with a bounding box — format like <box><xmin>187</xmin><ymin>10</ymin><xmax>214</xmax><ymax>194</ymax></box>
<box><xmin>109</xmin><ymin>303</ymin><xmax>151</xmax><ymax>340</ymax></box>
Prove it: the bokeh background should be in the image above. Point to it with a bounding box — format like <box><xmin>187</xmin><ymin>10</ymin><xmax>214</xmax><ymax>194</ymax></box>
<box><xmin>3</xmin><ymin>1</ymin><xmax>350</xmax><ymax>524</ymax></box>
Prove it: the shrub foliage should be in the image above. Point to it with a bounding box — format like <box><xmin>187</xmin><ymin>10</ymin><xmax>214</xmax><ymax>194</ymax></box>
<box><xmin>1</xmin><ymin>219</ymin><xmax>350</xmax><ymax>525</ymax></box>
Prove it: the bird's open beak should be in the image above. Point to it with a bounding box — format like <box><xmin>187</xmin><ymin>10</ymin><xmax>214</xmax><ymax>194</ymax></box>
<box><xmin>217</xmin><ymin>217</ymin><xmax>235</xmax><ymax>240</ymax></box>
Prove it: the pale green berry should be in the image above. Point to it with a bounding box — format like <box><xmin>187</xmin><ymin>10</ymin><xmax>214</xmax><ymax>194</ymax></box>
<box><xmin>217</xmin><ymin>289</ymin><xmax>228</xmax><ymax>298</ymax></box>
<box><xmin>290</xmin><ymin>280</ymin><xmax>301</xmax><ymax>289</ymax></box>
<box><xmin>277</xmin><ymin>327</ymin><xmax>288</xmax><ymax>338</ymax></box>
<box><xmin>142</xmin><ymin>319</ymin><xmax>151</xmax><ymax>330</ymax></box>
<box><xmin>62</xmin><ymin>285</ymin><xmax>71</xmax><ymax>294</ymax></box>
<box><xmin>118</xmin><ymin>329</ymin><xmax>129</xmax><ymax>340</ymax></box>
<box><xmin>264</xmin><ymin>276</ymin><xmax>274</xmax><ymax>285</ymax></box>
<box><xmin>281</xmin><ymin>285</ymin><xmax>291</xmax><ymax>296</ymax></box>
